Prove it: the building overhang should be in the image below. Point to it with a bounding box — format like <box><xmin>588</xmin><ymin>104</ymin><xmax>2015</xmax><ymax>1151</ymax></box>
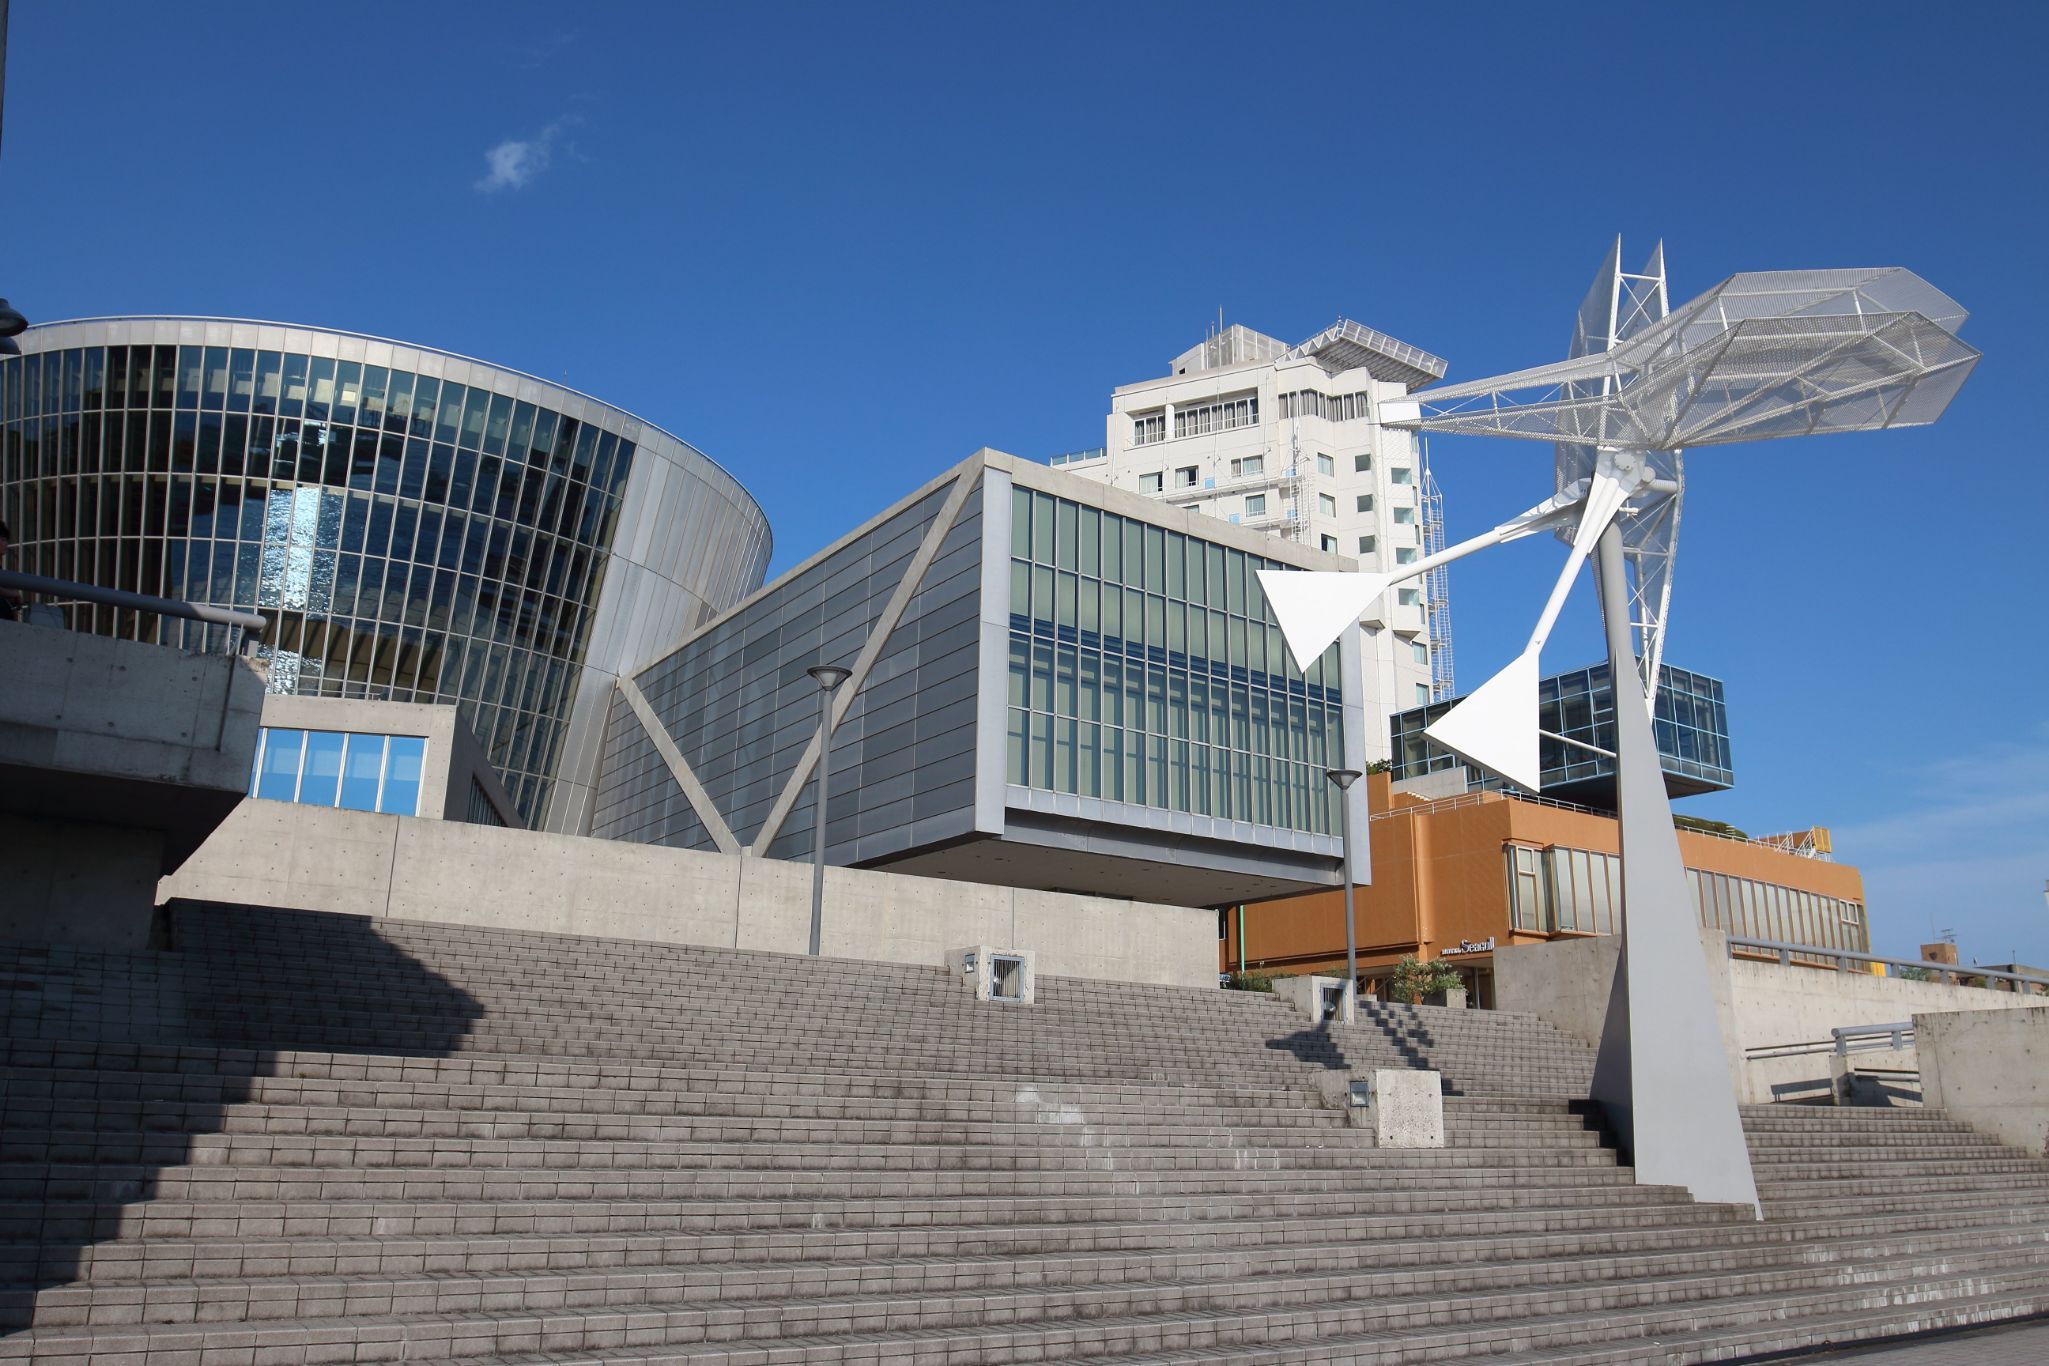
<box><xmin>1281</xmin><ymin>319</ymin><xmax>1448</xmax><ymax>391</ymax></box>
<box><xmin>863</xmin><ymin>812</ymin><xmax>1343</xmax><ymax>908</ymax></box>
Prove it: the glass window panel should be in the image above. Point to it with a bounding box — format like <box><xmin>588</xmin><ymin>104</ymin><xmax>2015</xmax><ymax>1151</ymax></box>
<box><xmin>299</xmin><ymin>731</ymin><xmax>345</xmax><ymax>806</ymax></box>
<box><xmin>380</xmin><ymin>736</ymin><xmax>426</xmax><ymax>816</ymax></box>
<box><xmin>255</xmin><ymin>729</ymin><xmax>304</xmax><ymax>801</ymax></box>
<box><xmin>1006</xmin><ymin>707</ymin><xmax>1026</xmax><ymax>784</ymax></box>
<box><xmin>1010</xmin><ymin>486</ymin><xmax>1029</xmax><ymax>553</ymax></box>
<box><xmin>340</xmin><ymin>734</ymin><xmax>386</xmax><ymax>811</ymax></box>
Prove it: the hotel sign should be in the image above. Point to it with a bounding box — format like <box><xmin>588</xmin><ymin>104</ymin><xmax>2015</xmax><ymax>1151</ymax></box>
<box><xmin>1441</xmin><ymin>937</ymin><xmax>1496</xmax><ymax>957</ymax></box>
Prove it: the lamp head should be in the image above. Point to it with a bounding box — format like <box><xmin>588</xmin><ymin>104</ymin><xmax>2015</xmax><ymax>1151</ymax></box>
<box><xmin>807</xmin><ymin>664</ymin><xmax>852</xmax><ymax>691</ymax></box>
<box><xmin>1324</xmin><ymin>768</ymin><xmax>1363</xmax><ymax>790</ymax></box>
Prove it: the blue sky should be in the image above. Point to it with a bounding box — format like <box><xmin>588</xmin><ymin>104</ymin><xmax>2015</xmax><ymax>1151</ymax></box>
<box><xmin>6</xmin><ymin>3</ymin><xmax>2044</xmax><ymax>964</ymax></box>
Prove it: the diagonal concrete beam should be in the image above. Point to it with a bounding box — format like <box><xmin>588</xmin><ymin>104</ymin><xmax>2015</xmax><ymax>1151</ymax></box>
<box><xmin>615</xmin><ymin>674</ymin><xmax>741</xmax><ymax>856</ymax></box>
<box><xmin>748</xmin><ymin>468</ymin><xmax>980</xmax><ymax>857</ymax></box>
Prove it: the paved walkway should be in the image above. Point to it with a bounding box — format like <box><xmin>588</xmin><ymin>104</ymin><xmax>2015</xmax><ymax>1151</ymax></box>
<box><xmin>1793</xmin><ymin>1317</ymin><xmax>2049</xmax><ymax>1361</ymax></box>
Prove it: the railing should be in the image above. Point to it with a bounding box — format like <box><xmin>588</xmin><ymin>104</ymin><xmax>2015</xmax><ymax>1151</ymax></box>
<box><xmin>1835</xmin><ymin>1021</ymin><xmax>1913</xmax><ymax>1055</ymax></box>
<box><xmin>1047</xmin><ymin>448</ymin><xmax>1106</xmax><ymax>467</ymax></box>
<box><xmin>1749</xmin><ymin>1022</ymin><xmax>1914</xmax><ymax>1062</ymax></box>
<box><xmin>0</xmin><ymin>570</ymin><xmax>269</xmax><ymax>654</ymax></box>
<box><xmin>1159</xmin><ymin>464</ymin><xmax>1299</xmax><ymax>503</ymax></box>
<box><xmin>1376</xmin><ymin>787</ymin><xmax>1851</xmax><ymax>858</ymax></box>
<box><xmin>1727</xmin><ymin>935</ymin><xmax>2049</xmax><ymax>994</ymax></box>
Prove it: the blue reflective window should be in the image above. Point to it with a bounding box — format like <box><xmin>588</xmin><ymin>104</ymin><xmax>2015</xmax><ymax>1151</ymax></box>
<box><xmin>299</xmin><ymin>731</ymin><xmax>345</xmax><ymax>806</ymax></box>
<box><xmin>340</xmin><ymin>735</ymin><xmax>386</xmax><ymax>811</ymax></box>
<box><xmin>381</xmin><ymin>735</ymin><xmax>426</xmax><ymax>816</ymax></box>
<box><xmin>256</xmin><ymin>729</ymin><xmax>304</xmax><ymax>801</ymax></box>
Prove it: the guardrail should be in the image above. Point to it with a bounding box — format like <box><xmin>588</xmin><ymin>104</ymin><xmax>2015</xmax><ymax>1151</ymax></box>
<box><xmin>0</xmin><ymin>570</ymin><xmax>269</xmax><ymax>653</ymax></box>
<box><xmin>1744</xmin><ymin>1021</ymin><xmax>1916</xmax><ymax>1063</ymax></box>
<box><xmin>1375</xmin><ymin>788</ymin><xmax>1815</xmax><ymax>857</ymax></box>
<box><xmin>1727</xmin><ymin>934</ymin><xmax>2049</xmax><ymax>994</ymax></box>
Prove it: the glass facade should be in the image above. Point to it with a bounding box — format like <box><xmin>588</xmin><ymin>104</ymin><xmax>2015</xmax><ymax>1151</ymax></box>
<box><xmin>1505</xmin><ymin>842</ymin><xmax>1869</xmax><ymax>956</ymax></box>
<box><xmin>0</xmin><ymin>322</ymin><xmax>770</xmax><ymax>828</ymax></box>
<box><xmin>249</xmin><ymin>726</ymin><xmax>426</xmax><ymax>818</ymax></box>
<box><xmin>1005</xmin><ymin>486</ymin><xmax>1346</xmax><ymax>835</ymax></box>
<box><xmin>1392</xmin><ymin>660</ymin><xmax>1734</xmax><ymax>799</ymax></box>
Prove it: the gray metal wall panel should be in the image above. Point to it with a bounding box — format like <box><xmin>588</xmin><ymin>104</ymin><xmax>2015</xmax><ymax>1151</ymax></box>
<box><xmin>590</xmin><ymin>475</ymin><xmax>984</xmax><ymax>865</ymax></box>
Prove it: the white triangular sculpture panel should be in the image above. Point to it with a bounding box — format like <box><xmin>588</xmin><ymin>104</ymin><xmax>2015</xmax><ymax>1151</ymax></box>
<box><xmin>1256</xmin><ymin>569</ymin><xmax>1391</xmax><ymax>670</ymax></box>
<box><xmin>1422</xmin><ymin>648</ymin><xmax>1542</xmax><ymax>792</ymax></box>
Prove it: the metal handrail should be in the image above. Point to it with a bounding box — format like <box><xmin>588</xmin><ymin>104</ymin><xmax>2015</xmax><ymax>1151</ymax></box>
<box><xmin>1833</xmin><ymin>1022</ymin><xmax>1913</xmax><ymax>1056</ymax></box>
<box><xmin>0</xmin><ymin>570</ymin><xmax>269</xmax><ymax>640</ymax></box>
<box><xmin>1727</xmin><ymin>934</ymin><xmax>2049</xmax><ymax>992</ymax></box>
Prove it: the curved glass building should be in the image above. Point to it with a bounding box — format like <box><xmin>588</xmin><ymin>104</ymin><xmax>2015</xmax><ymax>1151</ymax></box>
<box><xmin>0</xmin><ymin>318</ymin><xmax>771</xmax><ymax>830</ymax></box>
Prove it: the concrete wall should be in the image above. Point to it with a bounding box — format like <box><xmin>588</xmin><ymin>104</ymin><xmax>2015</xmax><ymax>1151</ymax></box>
<box><xmin>255</xmin><ymin>695</ymin><xmax>520</xmax><ymax>824</ymax></box>
<box><xmin>1918</xmin><ymin>1006</ymin><xmax>2049</xmax><ymax>1157</ymax></box>
<box><xmin>0</xmin><ymin>814</ymin><xmax>167</xmax><ymax>951</ymax></box>
<box><xmin>162</xmin><ymin>800</ymin><xmax>1218</xmax><ymax>988</ymax></box>
<box><xmin>1494</xmin><ymin>927</ymin><xmax>1745</xmax><ymax>1100</ymax></box>
<box><xmin>0</xmin><ymin>622</ymin><xmax>264</xmax><ymax>948</ymax></box>
<box><xmin>0</xmin><ymin>621</ymin><xmax>263</xmax><ymax>814</ymax></box>
<box><xmin>1496</xmin><ymin>930</ymin><xmax>2042</xmax><ymax>1104</ymax></box>
<box><xmin>1728</xmin><ymin>955</ymin><xmax>2040</xmax><ymax>1102</ymax></box>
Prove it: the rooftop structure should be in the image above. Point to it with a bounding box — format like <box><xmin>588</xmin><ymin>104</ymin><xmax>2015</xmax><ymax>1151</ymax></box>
<box><xmin>1050</xmin><ymin>315</ymin><xmax>1450</xmax><ymax>763</ymax></box>
<box><xmin>1391</xmin><ymin>659</ymin><xmax>1734</xmax><ymax>808</ymax></box>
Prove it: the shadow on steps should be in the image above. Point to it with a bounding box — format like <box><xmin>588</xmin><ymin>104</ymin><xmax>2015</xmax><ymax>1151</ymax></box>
<box><xmin>0</xmin><ymin>900</ymin><xmax>483</xmax><ymax>1327</ymax></box>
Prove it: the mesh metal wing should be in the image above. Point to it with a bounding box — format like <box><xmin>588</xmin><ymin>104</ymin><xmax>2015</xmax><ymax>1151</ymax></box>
<box><xmin>1555</xmin><ymin>239</ymin><xmax>1681</xmax><ymax>711</ymax></box>
<box><xmin>1402</xmin><ymin>267</ymin><xmax>1978</xmax><ymax>450</ymax></box>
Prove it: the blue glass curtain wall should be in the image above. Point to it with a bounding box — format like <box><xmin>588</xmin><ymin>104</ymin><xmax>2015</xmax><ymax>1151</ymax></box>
<box><xmin>1005</xmin><ymin>486</ymin><xmax>1346</xmax><ymax>836</ymax></box>
<box><xmin>0</xmin><ymin>342</ymin><xmax>641</xmax><ymax>823</ymax></box>
<box><xmin>1392</xmin><ymin>661</ymin><xmax>1734</xmax><ymax>792</ymax></box>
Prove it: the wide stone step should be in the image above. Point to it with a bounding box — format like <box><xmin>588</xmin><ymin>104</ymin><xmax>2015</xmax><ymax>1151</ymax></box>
<box><xmin>1063</xmin><ymin>1278</ymin><xmax>2049</xmax><ymax>1364</ymax></box>
<box><xmin>19</xmin><ymin>1210</ymin><xmax>2047</xmax><ymax>1335</ymax></box>
<box><xmin>3</xmin><ymin>1156</ymin><xmax>1651</xmax><ymax>1211</ymax></box>
<box><xmin>0</xmin><ymin>1124</ymin><xmax>1644</xmax><ymax>1174</ymax></box>
<box><xmin>8</xmin><ymin>1251</ymin><xmax>2041</xmax><ymax>1364</ymax></box>
<box><xmin>4</xmin><ymin>1231</ymin><xmax>1936</xmax><ymax>1331</ymax></box>
<box><xmin>5</xmin><ymin>1178</ymin><xmax>1728</xmax><ymax>1245</ymax></box>
<box><xmin>0</xmin><ymin>1049</ymin><xmax>1327</xmax><ymax>1112</ymax></box>
<box><xmin>0</xmin><ymin>1107</ymin><xmax>1377</xmax><ymax>1152</ymax></box>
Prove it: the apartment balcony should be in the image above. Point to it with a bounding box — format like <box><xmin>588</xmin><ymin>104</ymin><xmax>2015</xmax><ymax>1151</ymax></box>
<box><xmin>1159</xmin><ymin>466</ymin><xmax>1301</xmax><ymax>504</ymax></box>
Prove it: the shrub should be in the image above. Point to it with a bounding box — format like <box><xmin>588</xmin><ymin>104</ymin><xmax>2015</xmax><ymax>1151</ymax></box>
<box><xmin>1223</xmin><ymin>970</ymin><xmax>1276</xmax><ymax>994</ymax></box>
<box><xmin>1388</xmin><ymin>954</ymin><xmax>1463</xmax><ymax>1004</ymax></box>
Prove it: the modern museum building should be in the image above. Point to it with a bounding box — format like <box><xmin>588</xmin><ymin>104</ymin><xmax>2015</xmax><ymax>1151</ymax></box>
<box><xmin>0</xmin><ymin>318</ymin><xmax>773</xmax><ymax>832</ymax></box>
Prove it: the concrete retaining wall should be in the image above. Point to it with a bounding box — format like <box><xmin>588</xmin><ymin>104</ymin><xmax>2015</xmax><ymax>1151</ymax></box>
<box><xmin>1</xmin><ymin>622</ymin><xmax>264</xmax><ymax>949</ymax></box>
<box><xmin>1495</xmin><ymin>931</ymin><xmax>2039</xmax><ymax>1104</ymax></box>
<box><xmin>161</xmin><ymin>800</ymin><xmax>1218</xmax><ymax>988</ymax></box>
<box><xmin>1917</xmin><ymin>1006</ymin><xmax>2049</xmax><ymax>1157</ymax></box>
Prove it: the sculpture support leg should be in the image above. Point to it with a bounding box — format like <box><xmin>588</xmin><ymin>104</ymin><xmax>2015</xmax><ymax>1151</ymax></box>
<box><xmin>1588</xmin><ymin>524</ymin><xmax>1761</xmax><ymax>1216</ymax></box>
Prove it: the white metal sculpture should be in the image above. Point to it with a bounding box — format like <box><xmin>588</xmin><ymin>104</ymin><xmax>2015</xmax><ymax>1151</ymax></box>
<box><xmin>1258</xmin><ymin>244</ymin><xmax>1977</xmax><ymax>1211</ymax></box>
<box><xmin>1262</xmin><ymin>257</ymin><xmax>1977</xmax><ymax>789</ymax></box>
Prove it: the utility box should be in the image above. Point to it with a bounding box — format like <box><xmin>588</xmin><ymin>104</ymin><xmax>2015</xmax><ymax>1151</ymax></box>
<box><xmin>958</xmin><ymin>946</ymin><xmax>1036</xmax><ymax>1004</ymax></box>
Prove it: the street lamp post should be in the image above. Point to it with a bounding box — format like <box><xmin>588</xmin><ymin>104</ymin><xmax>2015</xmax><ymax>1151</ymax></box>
<box><xmin>804</xmin><ymin>664</ymin><xmax>852</xmax><ymax>957</ymax></box>
<box><xmin>1325</xmin><ymin>768</ymin><xmax>1363</xmax><ymax>999</ymax></box>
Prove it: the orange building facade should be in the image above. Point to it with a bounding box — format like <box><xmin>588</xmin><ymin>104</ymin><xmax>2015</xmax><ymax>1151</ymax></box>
<box><xmin>1220</xmin><ymin>775</ymin><xmax>1868</xmax><ymax>1007</ymax></box>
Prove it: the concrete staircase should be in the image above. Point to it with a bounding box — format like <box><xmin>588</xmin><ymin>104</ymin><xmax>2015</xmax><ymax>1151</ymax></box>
<box><xmin>1</xmin><ymin>899</ymin><xmax>2046</xmax><ymax>1363</ymax></box>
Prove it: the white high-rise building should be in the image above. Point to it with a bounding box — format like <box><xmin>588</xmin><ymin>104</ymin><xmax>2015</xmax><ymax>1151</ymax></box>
<box><xmin>1051</xmin><ymin>319</ymin><xmax>1449</xmax><ymax>763</ymax></box>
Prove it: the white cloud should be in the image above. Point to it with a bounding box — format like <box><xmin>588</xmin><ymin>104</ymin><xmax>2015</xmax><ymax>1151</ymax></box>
<box><xmin>474</xmin><ymin>120</ymin><xmax>572</xmax><ymax>193</ymax></box>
